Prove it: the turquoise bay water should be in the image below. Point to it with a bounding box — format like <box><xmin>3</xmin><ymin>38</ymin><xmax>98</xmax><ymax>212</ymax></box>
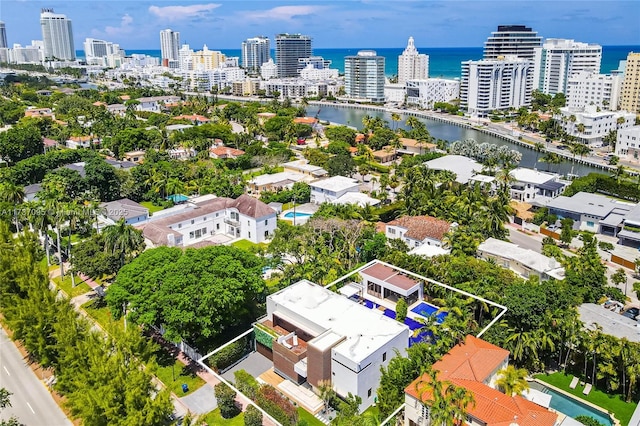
<box><xmin>77</xmin><ymin>45</ymin><xmax>637</xmax><ymax>79</ymax></box>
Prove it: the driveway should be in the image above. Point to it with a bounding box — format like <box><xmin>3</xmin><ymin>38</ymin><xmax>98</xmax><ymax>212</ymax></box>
<box><xmin>221</xmin><ymin>352</ymin><xmax>273</xmax><ymax>383</ymax></box>
<box><xmin>179</xmin><ymin>383</ymin><xmax>217</xmax><ymax>415</ymax></box>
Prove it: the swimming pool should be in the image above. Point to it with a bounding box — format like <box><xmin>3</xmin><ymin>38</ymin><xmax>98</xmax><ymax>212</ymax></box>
<box><xmin>411</xmin><ymin>302</ymin><xmax>448</xmax><ymax>323</ymax></box>
<box><xmin>531</xmin><ymin>382</ymin><xmax>613</xmax><ymax>426</ymax></box>
<box><xmin>166</xmin><ymin>194</ymin><xmax>189</xmax><ymax>203</ymax></box>
<box><xmin>360</xmin><ymin>299</ymin><xmax>439</xmax><ymax>346</ymax></box>
<box><xmin>283</xmin><ymin>211</ymin><xmax>312</xmax><ymax>219</ymax></box>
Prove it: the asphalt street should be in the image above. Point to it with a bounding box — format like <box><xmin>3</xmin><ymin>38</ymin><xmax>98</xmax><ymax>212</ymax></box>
<box><xmin>0</xmin><ymin>327</ymin><xmax>71</xmax><ymax>426</ymax></box>
<box><xmin>508</xmin><ymin>227</ymin><xmax>542</xmax><ymax>252</ymax></box>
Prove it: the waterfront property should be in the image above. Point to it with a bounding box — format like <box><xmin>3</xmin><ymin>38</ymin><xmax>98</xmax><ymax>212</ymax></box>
<box><xmin>555</xmin><ymin>105</ymin><xmax>635</xmax><ymax>147</ymax></box>
<box><xmin>423</xmin><ymin>155</ymin><xmax>486</xmax><ymax>184</ymax></box>
<box><xmin>404</xmin><ymin>335</ymin><xmax>559</xmax><ymax>426</ymax></box>
<box><xmin>478</xmin><ymin>238</ymin><xmax>565</xmax><ymax>281</ymax></box>
<box><xmin>509</xmin><ymin>168</ymin><xmax>566</xmax><ymax>202</ymax></box>
<box><xmin>614</xmin><ymin>125</ymin><xmax>640</xmax><ymax>162</ymax></box>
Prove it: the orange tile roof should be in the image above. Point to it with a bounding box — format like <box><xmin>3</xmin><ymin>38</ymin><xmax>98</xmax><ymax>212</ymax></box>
<box><xmin>386</xmin><ymin>215</ymin><xmax>451</xmax><ymax>242</ymax></box>
<box><xmin>174</xmin><ymin>114</ymin><xmax>210</xmax><ymax>122</ymax></box>
<box><xmin>92</xmin><ymin>101</ymin><xmax>107</xmax><ymax>107</ymax></box>
<box><xmin>293</xmin><ymin>116</ymin><xmax>318</xmax><ymax>125</ymax></box>
<box><xmin>405</xmin><ymin>336</ymin><xmax>557</xmax><ymax>426</ymax></box>
<box><xmin>400</xmin><ymin>137</ymin><xmax>436</xmax><ymax>149</ymax></box>
<box><xmin>355</xmin><ymin>134</ymin><xmax>366</xmax><ymax>142</ymax></box>
<box><xmin>209</xmin><ymin>146</ymin><xmax>245</xmax><ymax>158</ymax></box>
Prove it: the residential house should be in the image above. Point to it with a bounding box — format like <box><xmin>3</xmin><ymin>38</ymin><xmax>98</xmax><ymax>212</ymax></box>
<box><xmin>478</xmin><ymin>238</ymin><xmax>565</xmax><ymax>280</ymax></box>
<box><xmin>173</xmin><ymin>114</ymin><xmax>210</xmax><ymax>125</ymax></box>
<box><xmin>256</xmin><ymin>280</ymin><xmax>410</xmax><ymax>413</ymax></box>
<box><xmin>578</xmin><ymin>304</ymin><xmax>640</xmax><ymax>343</ymax></box>
<box><xmin>547</xmin><ymin>191</ymin><xmax>634</xmax><ymax>234</ymax></box>
<box><xmin>100</xmin><ymin>198</ymin><xmax>149</xmax><ymax>225</ymax></box>
<box><xmin>404</xmin><ymin>335</ymin><xmax>559</xmax><ymax>426</ymax></box>
<box><xmin>283</xmin><ymin>159</ymin><xmax>328</xmax><ymax>179</ymax></box>
<box><xmin>398</xmin><ymin>138</ymin><xmax>436</xmax><ymax>155</ymax></box>
<box><xmin>616</xmin><ymin>203</ymin><xmax>640</xmax><ymax>248</ymax></box>
<box><xmin>42</xmin><ymin>137</ymin><xmax>57</xmax><ymax>152</ymax></box>
<box><xmin>140</xmin><ymin>194</ymin><xmax>276</xmax><ymax>247</ymax></box>
<box><xmin>372</xmin><ymin>148</ymin><xmax>397</xmax><ymax>163</ymax></box>
<box><xmin>165</xmin><ymin>124</ymin><xmax>193</xmax><ymax>134</ymax></box>
<box><xmin>509</xmin><ymin>168</ymin><xmax>565</xmax><ymax>201</ymax></box>
<box><xmin>123</xmin><ymin>150</ymin><xmax>145</xmax><ymax>164</ymax></box>
<box><xmin>66</xmin><ymin>135</ymin><xmax>100</xmax><ymax>149</ymax></box>
<box><xmin>309</xmin><ymin>176</ymin><xmax>360</xmax><ymax>204</ymax></box>
<box><xmin>382</xmin><ymin>215</ymin><xmax>452</xmax><ymax>250</ymax></box>
<box><xmin>358</xmin><ymin>261</ymin><xmax>424</xmax><ymax>306</ymax></box>
<box><xmin>331</xmin><ymin>192</ymin><xmax>380</xmax><ymax>207</ymax></box>
<box><xmin>106</xmin><ymin>103</ymin><xmax>126</xmax><ymax>116</ymax></box>
<box><xmin>135</xmin><ymin>95</ymin><xmax>181</xmax><ymax>112</ymax></box>
<box><xmin>24</xmin><ymin>107</ymin><xmax>54</xmax><ymax>119</ymax></box>
<box><xmin>248</xmin><ymin>171</ymin><xmax>308</xmax><ymax>195</ymax></box>
<box><xmin>209</xmin><ymin>144</ymin><xmax>245</xmax><ymax>159</ymax></box>
<box><xmin>424</xmin><ymin>155</ymin><xmax>485</xmax><ymax>184</ymax></box>
<box><xmin>167</xmin><ymin>147</ymin><xmax>197</xmax><ymax>160</ymax></box>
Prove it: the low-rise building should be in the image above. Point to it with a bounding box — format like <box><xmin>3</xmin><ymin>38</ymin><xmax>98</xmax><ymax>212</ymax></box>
<box><xmin>424</xmin><ymin>155</ymin><xmax>484</xmax><ymax>185</ymax></box>
<box><xmin>123</xmin><ymin>150</ymin><xmax>146</xmax><ymax>164</ymax></box>
<box><xmin>509</xmin><ymin>168</ymin><xmax>565</xmax><ymax>201</ymax></box>
<box><xmin>283</xmin><ymin>159</ymin><xmax>328</xmax><ymax>178</ymax></box>
<box><xmin>25</xmin><ymin>107</ymin><xmax>54</xmax><ymax>119</ymax></box>
<box><xmin>257</xmin><ymin>279</ymin><xmax>410</xmax><ymax>412</ymax></box>
<box><xmin>382</xmin><ymin>215</ymin><xmax>452</xmax><ymax>250</ymax></box>
<box><xmin>310</xmin><ymin>176</ymin><xmax>361</xmax><ymax>204</ymax></box>
<box><xmin>555</xmin><ymin>106</ymin><xmax>635</xmax><ymax>146</ymax></box>
<box><xmin>398</xmin><ymin>138</ymin><xmax>436</xmax><ymax>155</ymax></box>
<box><xmin>100</xmin><ymin>198</ymin><xmax>149</xmax><ymax>225</ymax></box>
<box><xmin>332</xmin><ymin>192</ymin><xmax>380</xmax><ymax>207</ymax></box>
<box><xmin>404</xmin><ymin>335</ymin><xmax>558</xmax><ymax>426</ymax></box>
<box><xmin>247</xmin><ymin>171</ymin><xmax>308</xmax><ymax>195</ymax></box>
<box><xmin>616</xmin><ymin>203</ymin><xmax>640</xmax><ymax>248</ymax></box>
<box><xmin>614</xmin><ymin>126</ymin><xmax>640</xmax><ymax>161</ymax></box>
<box><xmin>141</xmin><ymin>194</ymin><xmax>276</xmax><ymax>247</ymax></box>
<box><xmin>66</xmin><ymin>135</ymin><xmax>100</xmax><ymax>150</ymax></box>
<box><xmin>478</xmin><ymin>238</ymin><xmax>565</xmax><ymax>280</ymax></box>
<box><xmin>578</xmin><ymin>304</ymin><xmax>640</xmax><ymax>343</ymax></box>
<box><xmin>136</xmin><ymin>95</ymin><xmax>181</xmax><ymax>112</ymax></box>
<box><xmin>209</xmin><ymin>145</ymin><xmax>245</xmax><ymax>159</ymax></box>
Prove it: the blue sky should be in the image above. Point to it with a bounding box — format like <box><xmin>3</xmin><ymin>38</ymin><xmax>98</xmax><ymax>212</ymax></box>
<box><xmin>1</xmin><ymin>1</ymin><xmax>639</xmax><ymax>50</ymax></box>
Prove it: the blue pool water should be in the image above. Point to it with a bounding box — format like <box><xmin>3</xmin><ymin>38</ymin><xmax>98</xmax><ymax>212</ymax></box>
<box><xmin>411</xmin><ymin>302</ymin><xmax>448</xmax><ymax>323</ymax></box>
<box><xmin>536</xmin><ymin>384</ymin><xmax>613</xmax><ymax>426</ymax></box>
<box><xmin>166</xmin><ymin>194</ymin><xmax>189</xmax><ymax>203</ymax></box>
<box><xmin>283</xmin><ymin>211</ymin><xmax>312</xmax><ymax>219</ymax></box>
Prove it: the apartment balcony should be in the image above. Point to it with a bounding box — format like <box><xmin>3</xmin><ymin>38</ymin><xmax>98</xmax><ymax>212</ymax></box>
<box><xmin>224</xmin><ymin>217</ymin><xmax>240</xmax><ymax>227</ymax></box>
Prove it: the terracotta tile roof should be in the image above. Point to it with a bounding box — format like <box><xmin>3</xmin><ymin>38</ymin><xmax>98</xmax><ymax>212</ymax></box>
<box><xmin>209</xmin><ymin>146</ymin><xmax>245</xmax><ymax>158</ymax></box>
<box><xmin>386</xmin><ymin>215</ymin><xmax>451</xmax><ymax>242</ymax></box>
<box><xmin>360</xmin><ymin>262</ymin><xmax>419</xmax><ymax>291</ymax></box>
<box><xmin>405</xmin><ymin>336</ymin><xmax>556</xmax><ymax>426</ymax></box>
<box><xmin>93</xmin><ymin>101</ymin><xmax>107</xmax><ymax>107</ymax></box>
<box><xmin>232</xmin><ymin>194</ymin><xmax>276</xmax><ymax>218</ymax></box>
<box><xmin>375</xmin><ymin>221</ymin><xmax>386</xmax><ymax>233</ymax></box>
<box><xmin>293</xmin><ymin>116</ymin><xmax>318</xmax><ymax>125</ymax></box>
<box><xmin>355</xmin><ymin>134</ymin><xmax>366</xmax><ymax>142</ymax></box>
<box><xmin>42</xmin><ymin>138</ymin><xmax>57</xmax><ymax>147</ymax></box>
<box><xmin>174</xmin><ymin>114</ymin><xmax>210</xmax><ymax>123</ymax></box>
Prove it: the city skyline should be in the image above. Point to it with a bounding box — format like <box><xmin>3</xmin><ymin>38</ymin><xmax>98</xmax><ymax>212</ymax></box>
<box><xmin>0</xmin><ymin>1</ymin><xmax>639</xmax><ymax>51</ymax></box>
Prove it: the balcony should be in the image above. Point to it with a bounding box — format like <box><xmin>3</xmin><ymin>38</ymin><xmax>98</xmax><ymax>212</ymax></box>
<box><xmin>224</xmin><ymin>217</ymin><xmax>240</xmax><ymax>227</ymax></box>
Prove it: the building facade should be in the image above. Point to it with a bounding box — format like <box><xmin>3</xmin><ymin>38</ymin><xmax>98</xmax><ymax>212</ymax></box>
<box><xmin>555</xmin><ymin>105</ymin><xmax>635</xmax><ymax>146</ymax></box>
<box><xmin>159</xmin><ymin>29</ymin><xmax>180</xmax><ymax>66</ymax></box>
<box><xmin>275</xmin><ymin>33</ymin><xmax>312</xmax><ymax>78</ymax></box>
<box><xmin>614</xmin><ymin>126</ymin><xmax>640</xmax><ymax>161</ymax></box>
<box><xmin>0</xmin><ymin>22</ymin><xmax>7</xmax><ymax>49</ymax></box>
<box><xmin>191</xmin><ymin>45</ymin><xmax>225</xmax><ymax>71</ymax></box>
<box><xmin>310</xmin><ymin>176</ymin><xmax>361</xmax><ymax>204</ymax></box>
<box><xmin>533</xmin><ymin>39</ymin><xmax>602</xmax><ymax>95</ymax></box>
<box><xmin>405</xmin><ymin>78</ymin><xmax>460</xmax><ymax>109</ymax></box>
<box><xmin>566</xmin><ymin>71</ymin><xmax>622</xmax><ymax>110</ymax></box>
<box><xmin>620</xmin><ymin>52</ymin><xmax>640</xmax><ymax>113</ymax></box>
<box><xmin>483</xmin><ymin>25</ymin><xmax>542</xmax><ymax>60</ymax></box>
<box><xmin>241</xmin><ymin>36</ymin><xmax>270</xmax><ymax>73</ymax></box>
<box><xmin>40</xmin><ymin>9</ymin><xmax>75</xmax><ymax>60</ymax></box>
<box><xmin>397</xmin><ymin>37</ymin><xmax>429</xmax><ymax>84</ymax></box>
<box><xmin>344</xmin><ymin>50</ymin><xmax>385</xmax><ymax>102</ymax></box>
<box><xmin>461</xmin><ymin>56</ymin><xmax>533</xmax><ymax>117</ymax></box>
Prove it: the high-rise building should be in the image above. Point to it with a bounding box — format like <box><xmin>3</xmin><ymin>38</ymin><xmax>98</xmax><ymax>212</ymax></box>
<box><xmin>565</xmin><ymin>71</ymin><xmax>622</xmax><ymax>111</ymax></box>
<box><xmin>397</xmin><ymin>36</ymin><xmax>429</xmax><ymax>84</ymax></box>
<box><xmin>242</xmin><ymin>36</ymin><xmax>270</xmax><ymax>73</ymax></box>
<box><xmin>344</xmin><ymin>50</ymin><xmax>385</xmax><ymax>102</ymax></box>
<box><xmin>461</xmin><ymin>56</ymin><xmax>533</xmax><ymax>117</ymax></box>
<box><xmin>160</xmin><ymin>29</ymin><xmax>180</xmax><ymax>66</ymax></box>
<box><xmin>0</xmin><ymin>22</ymin><xmax>7</xmax><ymax>49</ymax></box>
<box><xmin>620</xmin><ymin>52</ymin><xmax>640</xmax><ymax>113</ymax></box>
<box><xmin>483</xmin><ymin>25</ymin><xmax>542</xmax><ymax>60</ymax></box>
<box><xmin>533</xmin><ymin>39</ymin><xmax>602</xmax><ymax>95</ymax></box>
<box><xmin>275</xmin><ymin>33</ymin><xmax>311</xmax><ymax>78</ymax></box>
<box><xmin>191</xmin><ymin>45</ymin><xmax>225</xmax><ymax>71</ymax></box>
<box><xmin>40</xmin><ymin>9</ymin><xmax>75</xmax><ymax>60</ymax></box>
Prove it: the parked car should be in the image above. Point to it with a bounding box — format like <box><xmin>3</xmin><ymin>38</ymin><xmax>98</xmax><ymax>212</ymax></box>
<box><xmin>296</xmin><ymin>137</ymin><xmax>306</xmax><ymax>145</ymax></box>
<box><xmin>621</xmin><ymin>307</ymin><xmax>639</xmax><ymax>320</ymax></box>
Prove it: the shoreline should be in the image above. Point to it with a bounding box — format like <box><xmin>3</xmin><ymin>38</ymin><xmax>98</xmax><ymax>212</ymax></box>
<box><xmin>209</xmin><ymin>94</ymin><xmax>635</xmax><ymax>175</ymax></box>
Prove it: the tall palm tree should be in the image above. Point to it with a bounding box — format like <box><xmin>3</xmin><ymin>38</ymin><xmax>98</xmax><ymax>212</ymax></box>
<box><xmin>495</xmin><ymin>365</ymin><xmax>530</xmax><ymax>397</ymax></box>
<box><xmin>390</xmin><ymin>112</ymin><xmax>401</xmax><ymax>131</ymax></box>
<box><xmin>415</xmin><ymin>367</ymin><xmax>476</xmax><ymax>426</ymax></box>
<box><xmin>102</xmin><ymin>218</ymin><xmax>144</xmax><ymax>267</ymax></box>
<box><xmin>0</xmin><ymin>182</ymin><xmax>25</xmax><ymax>232</ymax></box>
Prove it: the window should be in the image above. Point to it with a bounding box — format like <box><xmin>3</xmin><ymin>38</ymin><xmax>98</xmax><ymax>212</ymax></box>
<box><xmin>265</xmin><ymin>219</ymin><xmax>268</xmax><ymax>226</ymax></box>
<box><xmin>368</xmin><ymin>388</ymin><xmax>372</xmax><ymax>398</ymax></box>
<box><xmin>383</xmin><ymin>352</ymin><xmax>387</xmax><ymax>362</ymax></box>
<box><xmin>587</xmin><ymin>221</ymin><xmax>594</xmax><ymax>227</ymax></box>
<box><xmin>178</xmin><ymin>224</ymin><xmax>182</xmax><ymax>229</ymax></box>
<box><xmin>191</xmin><ymin>220</ymin><xmax>195</xmax><ymax>225</ymax></box>
<box><xmin>203</xmin><ymin>217</ymin><xmax>207</xmax><ymax>221</ymax></box>
<box><xmin>248</xmin><ymin>232</ymin><xmax>251</xmax><ymax>238</ymax></box>
<box><xmin>189</xmin><ymin>231</ymin><xmax>194</xmax><ymax>239</ymax></box>
<box><xmin>247</xmin><ymin>220</ymin><xmax>250</xmax><ymax>226</ymax></box>
<box><xmin>216</xmin><ymin>223</ymin><xmax>220</xmax><ymax>230</ymax></box>
<box><xmin>264</xmin><ymin>230</ymin><xmax>269</xmax><ymax>238</ymax></box>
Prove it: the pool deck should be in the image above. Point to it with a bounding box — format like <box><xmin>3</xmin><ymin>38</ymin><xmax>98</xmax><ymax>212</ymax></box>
<box><xmin>363</xmin><ymin>293</ymin><xmax>443</xmax><ymax>323</ymax></box>
<box><xmin>532</xmin><ymin>378</ymin><xmax>619</xmax><ymax>426</ymax></box>
<box><xmin>279</xmin><ymin>203</ymin><xmax>319</xmax><ymax>225</ymax></box>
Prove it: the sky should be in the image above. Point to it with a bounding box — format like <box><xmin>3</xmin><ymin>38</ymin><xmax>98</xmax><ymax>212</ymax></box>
<box><xmin>0</xmin><ymin>0</ymin><xmax>639</xmax><ymax>50</ymax></box>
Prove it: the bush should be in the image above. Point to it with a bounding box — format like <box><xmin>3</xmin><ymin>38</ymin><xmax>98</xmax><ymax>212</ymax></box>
<box><xmin>255</xmin><ymin>384</ymin><xmax>298</xmax><ymax>426</ymax></box>
<box><xmin>214</xmin><ymin>382</ymin><xmax>240</xmax><ymax>419</ymax></box>
<box><xmin>396</xmin><ymin>298</ymin><xmax>408</xmax><ymax>322</ymax></box>
<box><xmin>244</xmin><ymin>405</ymin><xmax>263</xmax><ymax>426</ymax></box>
<box><xmin>373</xmin><ymin>201</ymin><xmax>403</xmax><ymax>222</ymax></box>
<box><xmin>574</xmin><ymin>416</ymin><xmax>605</xmax><ymax>426</ymax></box>
<box><xmin>234</xmin><ymin>369</ymin><xmax>259</xmax><ymax>400</ymax></box>
<box><xmin>208</xmin><ymin>336</ymin><xmax>251</xmax><ymax>372</ymax></box>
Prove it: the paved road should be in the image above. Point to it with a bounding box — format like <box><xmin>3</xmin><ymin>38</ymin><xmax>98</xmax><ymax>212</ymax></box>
<box><xmin>508</xmin><ymin>227</ymin><xmax>542</xmax><ymax>252</ymax></box>
<box><xmin>0</xmin><ymin>328</ymin><xmax>71</xmax><ymax>426</ymax></box>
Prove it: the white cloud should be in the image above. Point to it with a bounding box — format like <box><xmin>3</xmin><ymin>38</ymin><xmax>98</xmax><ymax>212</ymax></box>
<box><xmin>148</xmin><ymin>3</ymin><xmax>221</xmax><ymax>22</ymax></box>
<box><xmin>244</xmin><ymin>5</ymin><xmax>329</xmax><ymax>21</ymax></box>
<box><xmin>93</xmin><ymin>14</ymin><xmax>134</xmax><ymax>38</ymax></box>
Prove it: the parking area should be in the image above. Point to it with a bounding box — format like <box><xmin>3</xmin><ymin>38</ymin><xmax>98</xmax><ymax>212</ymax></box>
<box><xmin>221</xmin><ymin>351</ymin><xmax>273</xmax><ymax>383</ymax></box>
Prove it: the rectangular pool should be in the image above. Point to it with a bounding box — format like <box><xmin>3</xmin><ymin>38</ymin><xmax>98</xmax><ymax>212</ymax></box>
<box><xmin>411</xmin><ymin>302</ymin><xmax>447</xmax><ymax>323</ymax></box>
<box><xmin>531</xmin><ymin>382</ymin><xmax>613</xmax><ymax>426</ymax></box>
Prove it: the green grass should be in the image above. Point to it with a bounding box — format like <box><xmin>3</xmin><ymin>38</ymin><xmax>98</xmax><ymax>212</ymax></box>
<box><xmin>232</xmin><ymin>239</ymin><xmax>268</xmax><ymax>252</ymax></box>
<box><xmin>52</xmin><ymin>274</ymin><xmax>92</xmax><ymax>298</ymax></box>
<box><xmin>140</xmin><ymin>201</ymin><xmax>166</xmax><ymax>214</ymax></box>
<box><xmin>81</xmin><ymin>299</ymin><xmax>125</xmax><ymax>333</ymax></box>
<box><xmin>153</xmin><ymin>348</ymin><xmax>205</xmax><ymax>396</ymax></box>
<box><xmin>297</xmin><ymin>407</ymin><xmax>324</xmax><ymax>425</ymax></box>
<box><xmin>199</xmin><ymin>408</ymin><xmax>244</xmax><ymax>425</ymax></box>
<box><xmin>534</xmin><ymin>372</ymin><xmax>636</xmax><ymax>425</ymax></box>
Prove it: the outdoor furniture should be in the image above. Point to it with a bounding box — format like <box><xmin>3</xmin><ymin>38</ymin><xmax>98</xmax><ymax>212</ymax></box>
<box><xmin>569</xmin><ymin>376</ymin><xmax>579</xmax><ymax>389</ymax></box>
<box><xmin>583</xmin><ymin>383</ymin><xmax>592</xmax><ymax>395</ymax></box>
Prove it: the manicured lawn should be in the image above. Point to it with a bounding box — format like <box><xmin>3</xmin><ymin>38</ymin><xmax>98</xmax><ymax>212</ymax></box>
<box><xmin>81</xmin><ymin>299</ymin><xmax>125</xmax><ymax>332</ymax></box>
<box><xmin>232</xmin><ymin>239</ymin><xmax>268</xmax><ymax>252</ymax></box>
<box><xmin>52</xmin><ymin>274</ymin><xmax>92</xmax><ymax>298</ymax></box>
<box><xmin>297</xmin><ymin>407</ymin><xmax>324</xmax><ymax>425</ymax></box>
<box><xmin>199</xmin><ymin>408</ymin><xmax>244</xmax><ymax>425</ymax></box>
<box><xmin>153</xmin><ymin>348</ymin><xmax>205</xmax><ymax>396</ymax></box>
<box><xmin>140</xmin><ymin>201</ymin><xmax>166</xmax><ymax>214</ymax></box>
<box><xmin>534</xmin><ymin>372</ymin><xmax>636</xmax><ymax>425</ymax></box>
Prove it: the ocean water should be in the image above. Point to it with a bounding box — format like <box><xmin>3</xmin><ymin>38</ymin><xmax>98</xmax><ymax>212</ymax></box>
<box><xmin>77</xmin><ymin>45</ymin><xmax>637</xmax><ymax>79</ymax></box>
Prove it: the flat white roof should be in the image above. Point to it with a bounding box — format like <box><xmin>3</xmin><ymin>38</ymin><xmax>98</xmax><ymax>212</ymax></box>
<box><xmin>409</xmin><ymin>244</ymin><xmax>449</xmax><ymax>257</ymax></box>
<box><xmin>268</xmin><ymin>280</ymin><xmax>409</xmax><ymax>363</ymax></box>
<box><xmin>478</xmin><ymin>238</ymin><xmax>565</xmax><ymax>279</ymax></box>
<box><xmin>424</xmin><ymin>155</ymin><xmax>483</xmax><ymax>184</ymax></box>
<box><xmin>578</xmin><ymin>303</ymin><xmax>640</xmax><ymax>343</ymax></box>
<box><xmin>283</xmin><ymin>159</ymin><xmax>326</xmax><ymax>173</ymax></box>
<box><xmin>310</xmin><ymin>176</ymin><xmax>360</xmax><ymax>192</ymax></box>
<box><xmin>333</xmin><ymin>192</ymin><xmax>381</xmax><ymax>207</ymax></box>
<box><xmin>510</xmin><ymin>168</ymin><xmax>557</xmax><ymax>185</ymax></box>
<box><xmin>250</xmin><ymin>171</ymin><xmax>307</xmax><ymax>186</ymax></box>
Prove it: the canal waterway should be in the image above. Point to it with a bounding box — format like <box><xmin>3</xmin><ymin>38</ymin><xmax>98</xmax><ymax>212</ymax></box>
<box><xmin>310</xmin><ymin>104</ymin><xmax>601</xmax><ymax>177</ymax></box>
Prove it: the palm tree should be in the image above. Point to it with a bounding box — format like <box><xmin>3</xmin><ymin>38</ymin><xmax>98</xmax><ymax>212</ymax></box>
<box><xmin>495</xmin><ymin>365</ymin><xmax>530</xmax><ymax>397</ymax></box>
<box><xmin>405</xmin><ymin>116</ymin><xmax>420</xmax><ymax>131</ymax></box>
<box><xmin>540</xmin><ymin>152</ymin><xmax>562</xmax><ymax>173</ymax></box>
<box><xmin>613</xmin><ymin>165</ymin><xmax>627</xmax><ymax>184</ymax></box>
<box><xmin>0</xmin><ymin>182</ymin><xmax>25</xmax><ymax>232</ymax></box>
<box><xmin>415</xmin><ymin>367</ymin><xmax>475</xmax><ymax>426</ymax></box>
<box><xmin>390</xmin><ymin>112</ymin><xmax>401</xmax><ymax>131</ymax></box>
<box><xmin>102</xmin><ymin>218</ymin><xmax>144</xmax><ymax>268</ymax></box>
<box><xmin>533</xmin><ymin>141</ymin><xmax>544</xmax><ymax>166</ymax></box>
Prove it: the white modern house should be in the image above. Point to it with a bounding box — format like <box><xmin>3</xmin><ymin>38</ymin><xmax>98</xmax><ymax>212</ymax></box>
<box><xmin>509</xmin><ymin>168</ymin><xmax>565</xmax><ymax>201</ymax></box>
<box><xmin>259</xmin><ymin>280</ymin><xmax>410</xmax><ymax>413</ymax></box>
<box><xmin>135</xmin><ymin>95</ymin><xmax>181</xmax><ymax>112</ymax></box>
<box><xmin>247</xmin><ymin>171</ymin><xmax>309</xmax><ymax>195</ymax></box>
<box><xmin>141</xmin><ymin>195</ymin><xmax>276</xmax><ymax>247</ymax></box>
<box><xmin>614</xmin><ymin>126</ymin><xmax>640</xmax><ymax>161</ymax></box>
<box><xmin>424</xmin><ymin>155</ymin><xmax>485</xmax><ymax>185</ymax></box>
<box><xmin>555</xmin><ymin>106</ymin><xmax>635</xmax><ymax>146</ymax></box>
<box><xmin>478</xmin><ymin>238</ymin><xmax>565</xmax><ymax>280</ymax></box>
<box><xmin>310</xmin><ymin>176</ymin><xmax>360</xmax><ymax>204</ymax></box>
